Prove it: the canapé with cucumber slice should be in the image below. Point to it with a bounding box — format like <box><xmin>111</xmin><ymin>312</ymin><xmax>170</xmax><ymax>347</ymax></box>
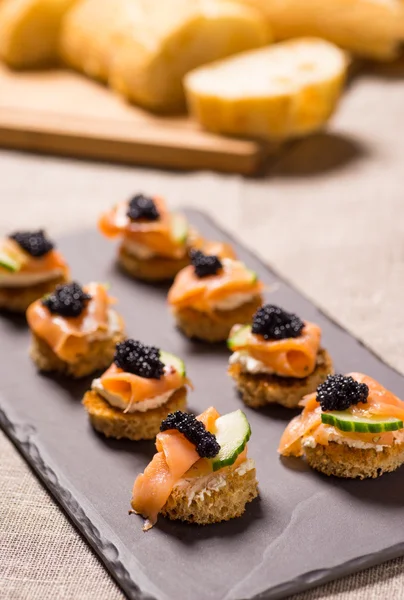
<box><xmin>131</xmin><ymin>406</ymin><xmax>258</xmax><ymax>530</ymax></box>
<box><xmin>0</xmin><ymin>230</ymin><xmax>70</xmax><ymax>313</ymax></box>
<box><xmin>279</xmin><ymin>373</ymin><xmax>404</xmax><ymax>479</ymax></box>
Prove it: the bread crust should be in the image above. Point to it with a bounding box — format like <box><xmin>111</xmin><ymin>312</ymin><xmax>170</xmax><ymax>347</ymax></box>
<box><xmin>228</xmin><ymin>348</ymin><xmax>333</xmax><ymax>408</ymax></box>
<box><xmin>82</xmin><ymin>387</ymin><xmax>187</xmax><ymax>440</ymax></box>
<box><xmin>118</xmin><ymin>245</ymin><xmax>191</xmax><ymax>282</ymax></box>
<box><xmin>160</xmin><ymin>461</ymin><xmax>258</xmax><ymax>525</ymax></box>
<box><xmin>305</xmin><ymin>440</ymin><xmax>404</xmax><ymax>479</ymax></box>
<box><xmin>30</xmin><ymin>329</ymin><xmax>125</xmax><ymax>378</ymax></box>
<box><xmin>173</xmin><ymin>295</ymin><xmax>263</xmax><ymax>342</ymax></box>
<box><xmin>0</xmin><ymin>274</ymin><xmax>68</xmax><ymax>314</ymax></box>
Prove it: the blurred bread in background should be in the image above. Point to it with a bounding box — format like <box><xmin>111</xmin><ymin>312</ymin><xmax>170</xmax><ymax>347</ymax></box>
<box><xmin>185</xmin><ymin>38</ymin><xmax>347</xmax><ymax>140</ymax></box>
<box><xmin>0</xmin><ymin>0</ymin><xmax>77</xmax><ymax>68</ymax></box>
<box><xmin>227</xmin><ymin>0</ymin><xmax>404</xmax><ymax>60</ymax></box>
<box><xmin>60</xmin><ymin>0</ymin><xmax>272</xmax><ymax>112</ymax></box>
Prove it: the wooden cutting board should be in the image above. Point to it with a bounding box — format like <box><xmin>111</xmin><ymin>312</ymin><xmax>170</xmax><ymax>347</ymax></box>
<box><xmin>0</xmin><ymin>65</ymin><xmax>272</xmax><ymax>174</ymax></box>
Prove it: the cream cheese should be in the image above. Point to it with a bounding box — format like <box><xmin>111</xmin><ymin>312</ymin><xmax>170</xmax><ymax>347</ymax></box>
<box><xmin>174</xmin><ymin>458</ymin><xmax>256</xmax><ymax>506</ymax></box>
<box><xmin>303</xmin><ymin>433</ymin><xmax>386</xmax><ymax>452</ymax></box>
<box><xmin>212</xmin><ymin>292</ymin><xmax>256</xmax><ymax>311</ymax></box>
<box><xmin>229</xmin><ymin>350</ymin><xmax>275</xmax><ymax>375</ymax></box>
<box><xmin>0</xmin><ymin>268</ymin><xmax>64</xmax><ymax>288</ymax></box>
<box><xmin>122</xmin><ymin>238</ymin><xmax>156</xmax><ymax>260</ymax></box>
<box><xmin>91</xmin><ymin>378</ymin><xmax>176</xmax><ymax>413</ymax></box>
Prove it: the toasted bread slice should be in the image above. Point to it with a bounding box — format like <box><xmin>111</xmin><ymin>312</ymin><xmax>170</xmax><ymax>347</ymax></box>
<box><xmin>230</xmin><ymin>0</ymin><xmax>404</xmax><ymax>61</ymax></box>
<box><xmin>173</xmin><ymin>295</ymin><xmax>263</xmax><ymax>343</ymax></box>
<box><xmin>160</xmin><ymin>460</ymin><xmax>258</xmax><ymax>525</ymax></box>
<box><xmin>30</xmin><ymin>328</ymin><xmax>125</xmax><ymax>378</ymax></box>
<box><xmin>0</xmin><ymin>0</ymin><xmax>76</xmax><ymax>68</ymax></box>
<box><xmin>82</xmin><ymin>387</ymin><xmax>187</xmax><ymax>440</ymax></box>
<box><xmin>61</xmin><ymin>0</ymin><xmax>271</xmax><ymax>112</ymax></box>
<box><xmin>228</xmin><ymin>348</ymin><xmax>334</xmax><ymax>409</ymax></box>
<box><xmin>0</xmin><ymin>274</ymin><xmax>68</xmax><ymax>314</ymax></box>
<box><xmin>185</xmin><ymin>37</ymin><xmax>347</xmax><ymax>141</ymax></box>
<box><xmin>305</xmin><ymin>440</ymin><xmax>404</xmax><ymax>479</ymax></box>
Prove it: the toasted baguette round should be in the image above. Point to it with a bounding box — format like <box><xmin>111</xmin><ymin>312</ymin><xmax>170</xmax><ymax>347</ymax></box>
<box><xmin>82</xmin><ymin>387</ymin><xmax>187</xmax><ymax>440</ymax></box>
<box><xmin>0</xmin><ymin>274</ymin><xmax>68</xmax><ymax>314</ymax></box>
<box><xmin>231</xmin><ymin>0</ymin><xmax>404</xmax><ymax>61</ymax></box>
<box><xmin>118</xmin><ymin>245</ymin><xmax>191</xmax><ymax>283</ymax></box>
<box><xmin>173</xmin><ymin>295</ymin><xmax>263</xmax><ymax>343</ymax></box>
<box><xmin>0</xmin><ymin>0</ymin><xmax>77</xmax><ymax>68</ymax></box>
<box><xmin>228</xmin><ymin>348</ymin><xmax>334</xmax><ymax>408</ymax></box>
<box><xmin>60</xmin><ymin>0</ymin><xmax>128</xmax><ymax>81</ymax></box>
<box><xmin>30</xmin><ymin>328</ymin><xmax>125</xmax><ymax>378</ymax></box>
<box><xmin>305</xmin><ymin>440</ymin><xmax>404</xmax><ymax>479</ymax></box>
<box><xmin>160</xmin><ymin>461</ymin><xmax>258</xmax><ymax>524</ymax></box>
<box><xmin>118</xmin><ymin>234</ymin><xmax>236</xmax><ymax>282</ymax></box>
<box><xmin>185</xmin><ymin>37</ymin><xmax>347</xmax><ymax>141</ymax></box>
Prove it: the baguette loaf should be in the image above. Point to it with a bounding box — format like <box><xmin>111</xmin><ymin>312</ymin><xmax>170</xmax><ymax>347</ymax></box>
<box><xmin>0</xmin><ymin>0</ymin><xmax>77</xmax><ymax>68</ymax></box>
<box><xmin>61</xmin><ymin>0</ymin><xmax>271</xmax><ymax>112</ymax></box>
<box><xmin>229</xmin><ymin>0</ymin><xmax>404</xmax><ymax>60</ymax></box>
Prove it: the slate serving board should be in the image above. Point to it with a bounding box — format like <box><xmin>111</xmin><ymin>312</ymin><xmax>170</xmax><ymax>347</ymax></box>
<box><xmin>1</xmin><ymin>210</ymin><xmax>404</xmax><ymax>600</ymax></box>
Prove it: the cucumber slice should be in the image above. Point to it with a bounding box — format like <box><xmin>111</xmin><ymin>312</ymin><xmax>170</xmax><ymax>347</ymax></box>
<box><xmin>170</xmin><ymin>213</ymin><xmax>188</xmax><ymax>245</ymax></box>
<box><xmin>0</xmin><ymin>251</ymin><xmax>20</xmax><ymax>273</ymax></box>
<box><xmin>211</xmin><ymin>409</ymin><xmax>251</xmax><ymax>472</ymax></box>
<box><xmin>227</xmin><ymin>324</ymin><xmax>251</xmax><ymax>351</ymax></box>
<box><xmin>321</xmin><ymin>411</ymin><xmax>404</xmax><ymax>433</ymax></box>
<box><xmin>160</xmin><ymin>351</ymin><xmax>186</xmax><ymax>377</ymax></box>
<box><xmin>247</xmin><ymin>269</ymin><xmax>258</xmax><ymax>283</ymax></box>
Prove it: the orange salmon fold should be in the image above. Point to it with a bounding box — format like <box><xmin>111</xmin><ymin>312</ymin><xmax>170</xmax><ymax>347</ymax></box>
<box><xmin>168</xmin><ymin>259</ymin><xmax>263</xmax><ymax>312</ymax></box>
<box><xmin>132</xmin><ymin>407</ymin><xmax>220</xmax><ymax>530</ymax></box>
<box><xmin>231</xmin><ymin>321</ymin><xmax>321</xmax><ymax>379</ymax></box>
<box><xmin>98</xmin><ymin>197</ymin><xmax>187</xmax><ymax>259</ymax></box>
<box><xmin>0</xmin><ymin>238</ymin><xmax>69</xmax><ymax>278</ymax></box>
<box><xmin>100</xmin><ymin>363</ymin><xmax>188</xmax><ymax>410</ymax></box>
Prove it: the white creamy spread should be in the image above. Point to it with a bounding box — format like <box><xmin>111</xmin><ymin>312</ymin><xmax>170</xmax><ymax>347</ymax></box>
<box><xmin>173</xmin><ymin>458</ymin><xmax>256</xmax><ymax>506</ymax></box>
<box><xmin>229</xmin><ymin>350</ymin><xmax>275</xmax><ymax>375</ymax></box>
<box><xmin>122</xmin><ymin>238</ymin><xmax>156</xmax><ymax>260</ymax></box>
<box><xmin>303</xmin><ymin>434</ymin><xmax>386</xmax><ymax>452</ymax></box>
<box><xmin>0</xmin><ymin>268</ymin><xmax>64</xmax><ymax>288</ymax></box>
<box><xmin>91</xmin><ymin>378</ymin><xmax>176</xmax><ymax>413</ymax></box>
<box><xmin>87</xmin><ymin>309</ymin><xmax>122</xmax><ymax>343</ymax></box>
<box><xmin>212</xmin><ymin>292</ymin><xmax>256</xmax><ymax>311</ymax></box>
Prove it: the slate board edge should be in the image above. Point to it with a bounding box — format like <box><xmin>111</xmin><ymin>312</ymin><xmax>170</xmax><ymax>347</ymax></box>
<box><xmin>0</xmin><ymin>208</ymin><xmax>403</xmax><ymax>600</ymax></box>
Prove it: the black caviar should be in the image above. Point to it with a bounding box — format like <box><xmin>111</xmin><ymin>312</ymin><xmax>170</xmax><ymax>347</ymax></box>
<box><xmin>42</xmin><ymin>282</ymin><xmax>91</xmax><ymax>318</ymax></box>
<box><xmin>114</xmin><ymin>339</ymin><xmax>165</xmax><ymax>379</ymax></box>
<box><xmin>126</xmin><ymin>194</ymin><xmax>160</xmax><ymax>221</ymax></box>
<box><xmin>190</xmin><ymin>249</ymin><xmax>223</xmax><ymax>278</ymax></box>
<box><xmin>10</xmin><ymin>230</ymin><xmax>54</xmax><ymax>258</ymax></box>
<box><xmin>252</xmin><ymin>304</ymin><xmax>304</xmax><ymax>341</ymax></box>
<box><xmin>160</xmin><ymin>411</ymin><xmax>220</xmax><ymax>458</ymax></box>
<box><xmin>317</xmin><ymin>374</ymin><xmax>369</xmax><ymax>412</ymax></box>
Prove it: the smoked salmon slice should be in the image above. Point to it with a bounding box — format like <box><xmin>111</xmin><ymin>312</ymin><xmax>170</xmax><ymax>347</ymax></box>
<box><xmin>168</xmin><ymin>259</ymin><xmax>263</xmax><ymax>311</ymax></box>
<box><xmin>232</xmin><ymin>321</ymin><xmax>321</xmax><ymax>379</ymax></box>
<box><xmin>0</xmin><ymin>238</ymin><xmax>69</xmax><ymax>277</ymax></box>
<box><xmin>100</xmin><ymin>362</ymin><xmax>187</xmax><ymax>410</ymax></box>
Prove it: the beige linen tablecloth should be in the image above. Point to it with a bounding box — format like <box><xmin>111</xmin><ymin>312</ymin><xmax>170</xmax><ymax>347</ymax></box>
<box><xmin>2</xmin><ymin>64</ymin><xmax>404</xmax><ymax>599</ymax></box>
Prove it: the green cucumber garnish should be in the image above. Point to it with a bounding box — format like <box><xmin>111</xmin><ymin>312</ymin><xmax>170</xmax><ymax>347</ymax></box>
<box><xmin>0</xmin><ymin>251</ymin><xmax>20</xmax><ymax>273</ymax></box>
<box><xmin>211</xmin><ymin>409</ymin><xmax>251</xmax><ymax>472</ymax></box>
<box><xmin>321</xmin><ymin>411</ymin><xmax>404</xmax><ymax>433</ymax></box>
<box><xmin>170</xmin><ymin>213</ymin><xmax>188</xmax><ymax>245</ymax></box>
<box><xmin>227</xmin><ymin>324</ymin><xmax>251</xmax><ymax>351</ymax></box>
<box><xmin>160</xmin><ymin>351</ymin><xmax>186</xmax><ymax>377</ymax></box>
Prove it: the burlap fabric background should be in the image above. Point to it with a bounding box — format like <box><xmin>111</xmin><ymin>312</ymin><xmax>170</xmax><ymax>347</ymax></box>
<box><xmin>1</xmin><ymin>64</ymin><xmax>404</xmax><ymax>599</ymax></box>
